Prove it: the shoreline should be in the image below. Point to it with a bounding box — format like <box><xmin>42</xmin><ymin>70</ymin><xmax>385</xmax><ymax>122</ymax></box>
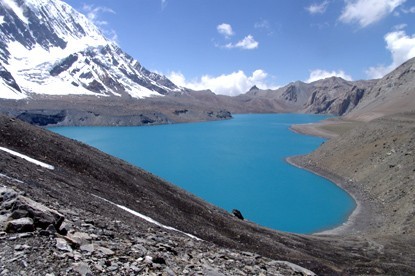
<box><xmin>287</xmin><ymin>119</ymin><xmax>377</xmax><ymax>236</ymax></box>
<box><xmin>286</xmin><ymin>156</ymin><xmax>362</xmax><ymax>236</ymax></box>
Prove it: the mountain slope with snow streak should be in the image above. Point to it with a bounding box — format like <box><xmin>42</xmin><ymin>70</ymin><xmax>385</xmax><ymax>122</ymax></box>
<box><xmin>0</xmin><ymin>0</ymin><xmax>181</xmax><ymax>99</ymax></box>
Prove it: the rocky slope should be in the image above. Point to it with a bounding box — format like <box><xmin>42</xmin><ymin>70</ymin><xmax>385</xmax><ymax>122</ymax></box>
<box><xmin>0</xmin><ymin>184</ymin><xmax>312</xmax><ymax>275</ymax></box>
<box><xmin>227</xmin><ymin>77</ymin><xmax>376</xmax><ymax>116</ymax></box>
<box><xmin>1</xmin><ymin>115</ymin><xmax>415</xmax><ymax>275</ymax></box>
<box><xmin>346</xmin><ymin>57</ymin><xmax>415</xmax><ymax>121</ymax></box>
<box><xmin>292</xmin><ymin>112</ymin><xmax>415</xmax><ymax>237</ymax></box>
<box><xmin>0</xmin><ymin>92</ymin><xmax>232</xmax><ymax>127</ymax></box>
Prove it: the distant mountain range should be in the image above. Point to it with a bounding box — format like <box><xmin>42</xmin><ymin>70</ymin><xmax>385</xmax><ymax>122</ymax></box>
<box><xmin>0</xmin><ymin>0</ymin><xmax>414</xmax><ymax>126</ymax></box>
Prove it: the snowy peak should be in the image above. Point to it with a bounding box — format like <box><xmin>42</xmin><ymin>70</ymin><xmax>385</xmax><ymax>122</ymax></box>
<box><xmin>0</xmin><ymin>0</ymin><xmax>181</xmax><ymax>99</ymax></box>
<box><xmin>0</xmin><ymin>0</ymin><xmax>107</xmax><ymax>57</ymax></box>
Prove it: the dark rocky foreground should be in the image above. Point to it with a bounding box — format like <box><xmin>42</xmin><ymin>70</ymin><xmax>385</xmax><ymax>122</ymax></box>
<box><xmin>1</xmin><ymin>115</ymin><xmax>415</xmax><ymax>275</ymax></box>
<box><xmin>0</xmin><ymin>185</ymin><xmax>311</xmax><ymax>275</ymax></box>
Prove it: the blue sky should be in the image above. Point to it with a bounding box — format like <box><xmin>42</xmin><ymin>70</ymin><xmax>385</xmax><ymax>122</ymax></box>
<box><xmin>63</xmin><ymin>0</ymin><xmax>415</xmax><ymax>96</ymax></box>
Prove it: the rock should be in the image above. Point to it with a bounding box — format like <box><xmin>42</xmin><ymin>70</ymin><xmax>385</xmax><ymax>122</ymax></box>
<box><xmin>271</xmin><ymin>261</ymin><xmax>317</xmax><ymax>276</ymax></box>
<box><xmin>144</xmin><ymin>256</ymin><xmax>153</xmax><ymax>264</ymax></box>
<box><xmin>14</xmin><ymin>244</ymin><xmax>30</xmax><ymax>251</ymax></box>
<box><xmin>5</xmin><ymin>217</ymin><xmax>35</xmax><ymax>233</ymax></box>
<box><xmin>97</xmin><ymin>246</ymin><xmax>115</xmax><ymax>256</ymax></box>
<box><xmin>12</xmin><ymin>196</ymin><xmax>65</xmax><ymax>230</ymax></box>
<box><xmin>10</xmin><ymin>209</ymin><xmax>30</xmax><ymax>220</ymax></box>
<box><xmin>231</xmin><ymin>209</ymin><xmax>244</xmax><ymax>220</ymax></box>
<box><xmin>0</xmin><ymin>187</ymin><xmax>18</xmax><ymax>203</ymax></box>
<box><xmin>107</xmin><ymin>265</ymin><xmax>119</xmax><ymax>271</ymax></box>
<box><xmin>66</xmin><ymin>231</ymin><xmax>92</xmax><ymax>246</ymax></box>
<box><xmin>203</xmin><ymin>265</ymin><xmax>225</xmax><ymax>276</ymax></box>
<box><xmin>58</xmin><ymin>221</ymin><xmax>71</xmax><ymax>235</ymax></box>
<box><xmin>55</xmin><ymin>237</ymin><xmax>72</xmax><ymax>252</ymax></box>
<box><xmin>0</xmin><ymin>214</ymin><xmax>9</xmax><ymax>227</ymax></box>
<box><xmin>80</xmin><ymin>243</ymin><xmax>95</xmax><ymax>253</ymax></box>
<box><xmin>72</xmin><ymin>262</ymin><xmax>92</xmax><ymax>276</ymax></box>
<box><xmin>152</xmin><ymin>256</ymin><xmax>166</xmax><ymax>265</ymax></box>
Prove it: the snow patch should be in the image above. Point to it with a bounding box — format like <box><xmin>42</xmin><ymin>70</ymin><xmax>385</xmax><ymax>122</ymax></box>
<box><xmin>2</xmin><ymin>0</ymin><xmax>29</xmax><ymax>24</ymax></box>
<box><xmin>92</xmin><ymin>194</ymin><xmax>202</xmax><ymax>241</ymax></box>
<box><xmin>0</xmin><ymin>15</ymin><xmax>5</xmax><ymax>24</ymax></box>
<box><xmin>0</xmin><ymin>147</ymin><xmax>54</xmax><ymax>170</ymax></box>
<box><xmin>0</xmin><ymin>173</ymin><xmax>24</xmax><ymax>184</ymax></box>
<box><xmin>0</xmin><ymin>79</ymin><xmax>26</xmax><ymax>99</ymax></box>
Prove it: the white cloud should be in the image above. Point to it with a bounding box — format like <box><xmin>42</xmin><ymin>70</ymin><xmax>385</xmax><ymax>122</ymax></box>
<box><xmin>401</xmin><ymin>6</ymin><xmax>415</xmax><ymax>13</ymax></box>
<box><xmin>254</xmin><ymin>19</ymin><xmax>274</xmax><ymax>36</ymax></box>
<box><xmin>306</xmin><ymin>69</ymin><xmax>353</xmax><ymax>83</ymax></box>
<box><xmin>254</xmin><ymin>19</ymin><xmax>270</xmax><ymax>29</ymax></box>
<box><xmin>82</xmin><ymin>4</ymin><xmax>115</xmax><ymax>25</ymax></box>
<box><xmin>366</xmin><ymin>29</ymin><xmax>415</xmax><ymax>78</ymax></box>
<box><xmin>225</xmin><ymin>35</ymin><xmax>259</xmax><ymax>50</ymax></box>
<box><xmin>393</xmin><ymin>23</ymin><xmax>407</xmax><ymax>30</ymax></box>
<box><xmin>82</xmin><ymin>4</ymin><xmax>117</xmax><ymax>41</ymax></box>
<box><xmin>339</xmin><ymin>0</ymin><xmax>406</xmax><ymax>27</ymax></box>
<box><xmin>306</xmin><ymin>1</ymin><xmax>330</xmax><ymax>15</ymax></box>
<box><xmin>217</xmin><ymin>23</ymin><xmax>234</xmax><ymax>38</ymax></box>
<box><xmin>167</xmin><ymin>70</ymin><xmax>278</xmax><ymax>96</ymax></box>
<box><xmin>161</xmin><ymin>0</ymin><xmax>168</xmax><ymax>11</ymax></box>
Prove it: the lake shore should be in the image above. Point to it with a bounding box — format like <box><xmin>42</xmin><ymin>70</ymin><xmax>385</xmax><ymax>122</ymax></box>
<box><xmin>290</xmin><ymin>118</ymin><xmax>363</xmax><ymax>139</ymax></box>
<box><xmin>287</xmin><ymin>119</ymin><xmax>379</xmax><ymax>236</ymax></box>
<box><xmin>286</xmin><ymin>156</ymin><xmax>371</xmax><ymax>236</ymax></box>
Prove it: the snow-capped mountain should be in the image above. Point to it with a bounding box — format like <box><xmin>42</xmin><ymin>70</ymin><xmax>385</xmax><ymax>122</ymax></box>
<box><xmin>0</xmin><ymin>0</ymin><xmax>181</xmax><ymax>99</ymax></box>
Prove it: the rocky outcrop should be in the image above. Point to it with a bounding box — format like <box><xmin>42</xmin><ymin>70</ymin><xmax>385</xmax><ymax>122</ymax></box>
<box><xmin>347</xmin><ymin>57</ymin><xmax>415</xmax><ymax>121</ymax></box>
<box><xmin>0</xmin><ymin>187</ymin><xmax>64</xmax><ymax>233</ymax></box>
<box><xmin>0</xmin><ymin>92</ymin><xmax>234</xmax><ymax>127</ymax></box>
<box><xmin>229</xmin><ymin>77</ymin><xmax>375</xmax><ymax>116</ymax></box>
<box><xmin>231</xmin><ymin>209</ymin><xmax>244</xmax><ymax>220</ymax></box>
<box><xmin>16</xmin><ymin>110</ymin><xmax>67</xmax><ymax>126</ymax></box>
<box><xmin>0</xmin><ymin>184</ymin><xmax>315</xmax><ymax>275</ymax></box>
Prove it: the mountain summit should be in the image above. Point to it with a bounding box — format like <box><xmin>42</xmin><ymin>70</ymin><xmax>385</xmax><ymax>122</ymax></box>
<box><xmin>0</xmin><ymin>0</ymin><xmax>181</xmax><ymax>99</ymax></box>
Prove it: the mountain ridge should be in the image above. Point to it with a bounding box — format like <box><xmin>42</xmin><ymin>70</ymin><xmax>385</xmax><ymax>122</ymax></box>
<box><xmin>0</xmin><ymin>0</ymin><xmax>182</xmax><ymax>99</ymax></box>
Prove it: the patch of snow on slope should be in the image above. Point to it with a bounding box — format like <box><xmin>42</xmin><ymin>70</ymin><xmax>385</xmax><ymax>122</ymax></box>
<box><xmin>0</xmin><ymin>173</ymin><xmax>24</xmax><ymax>184</ymax></box>
<box><xmin>0</xmin><ymin>79</ymin><xmax>26</xmax><ymax>99</ymax></box>
<box><xmin>0</xmin><ymin>15</ymin><xmax>5</xmax><ymax>24</ymax></box>
<box><xmin>127</xmin><ymin>84</ymin><xmax>161</xmax><ymax>98</ymax></box>
<box><xmin>0</xmin><ymin>147</ymin><xmax>55</xmax><ymax>170</ymax></box>
<box><xmin>2</xmin><ymin>0</ymin><xmax>29</xmax><ymax>24</ymax></box>
<box><xmin>93</xmin><ymin>194</ymin><xmax>202</xmax><ymax>241</ymax></box>
<box><xmin>4</xmin><ymin>41</ymin><xmax>102</xmax><ymax>97</ymax></box>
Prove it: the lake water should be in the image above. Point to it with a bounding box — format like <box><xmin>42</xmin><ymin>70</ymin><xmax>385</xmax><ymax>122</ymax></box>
<box><xmin>51</xmin><ymin>114</ymin><xmax>355</xmax><ymax>234</ymax></box>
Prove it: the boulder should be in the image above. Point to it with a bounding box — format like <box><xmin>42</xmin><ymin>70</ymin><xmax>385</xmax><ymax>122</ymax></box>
<box><xmin>55</xmin><ymin>237</ymin><xmax>73</xmax><ymax>252</ymax></box>
<box><xmin>5</xmin><ymin>217</ymin><xmax>35</xmax><ymax>233</ymax></box>
<box><xmin>0</xmin><ymin>187</ymin><xmax>18</xmax><ymax>203</ymax></box>
<box><xmin>231</xmin><ymin>209</ymin><xmax>244</xmax><ymax>220</ymax></box>
<box><xmin>11</xmin><ymin>196</ymin><xmax>64</xmax><ymax>230</ymax></box>
<box><xmin>72</xmin><ymin>262</ymin><xmax>92</xmax><ymax>276</ymax></box>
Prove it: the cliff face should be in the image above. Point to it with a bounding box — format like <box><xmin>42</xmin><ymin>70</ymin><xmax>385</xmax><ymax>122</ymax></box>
<box><xmin>346</xmin><ymin>57</ymin><xmax>415</xmax><ymax>121</ymax></box>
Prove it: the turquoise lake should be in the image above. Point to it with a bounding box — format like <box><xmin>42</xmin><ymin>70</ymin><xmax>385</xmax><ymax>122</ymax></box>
<box><xmin>51</xmin><ymin>114</ymin><xmax>355</xmax><ymax>234</ymax></box>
